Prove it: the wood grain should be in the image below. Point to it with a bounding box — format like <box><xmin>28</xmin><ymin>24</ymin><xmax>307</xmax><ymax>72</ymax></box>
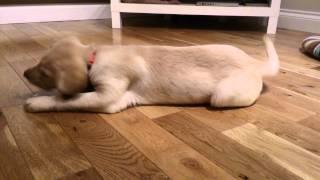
<box><xmin>54</xmin><ymin>113</ymin><xmax>170</xmax><ymax>180</ymax></box>
<box><xmin>263</xmin><ymin>85</ymin><xmax>320</xmax><ymax>114</ymax></box>
<box><xmin>30</xmin><ymin>23</ymin><xmax>60</xmax><ymax>48</ymax></box>
<box><xmin>185</xmin><ymin>107</ymin><xmax>248</xmax><ymax>132</ymax></box>
<box><xmin>10</xmin><ymin>58</ymin><xmax>41</xmax><ymax>93</ymax></box>
<box><xmin>245</xmin><ymin>106</ymin><xmax>320</xmax><ymax>156</ymax></box>
<box><xmin>186</xmin><ymin>104</ymin><xmax>320</xmax><ymax>157</ymax></box>
<box><xmin>0</xmin><ymin>31</ymin><xmax>30</xmax><ymax>62</ymax></box>
<box><xmin>154</xmin><ymin>112</ymin><xmax>302</xmax><ymax>180</ymax></box>
<box><xmin>1</xmin><ymin>19</ymin><xmax>320</xmax><ymax>180</ymax></box>
<box><xmin>30</xmin><ymin>22</ymin><xmax>60</xmax><ymax>38</ymax></box>
<box><xmin>0</xmin><ymin>54</ymin><xmax>8</xmax><ymax>67</ymax></box>
<box><xmin>299</xmin><ymin>115</ymin><xmax>320</xmax><ymax>133</ymax></box>
<box><xmin>100</xmin><ymin>108</ymin><xmax>235</xmax><ymax>180</ymax></box>
<box><xmin>58</xmin><ymin>168</ymin><xmax>103</xmax><ymax>180</ymax></box>
<box><xmin>267</xmin><ymin>69</ymin><xmax>320</xmax><ymax>101</ymax></box>
<box><xmin>223</xmin><ymin>123</ymin><xmax>320</xmax><ymax>180</ymax></box>
<box><xmin>280</xmin><ymin>61</ymin><xmax>320</xmax><ymax>80</ymax></box>
<box><xmin>0</xmin><ymin>65</ymin><xmax>30</xmax><ymax>108</ymax></box>
<box><xmin>2</xmin><ymin>107</ymin><xmax>93</xmax><ymax>179</ymax></box>
<box><xmin>137</xmin><ymin>106</ymin><xmax>181</xmax><ymax>119</ymax></box>
<box><xmin>0</xmin><ymin>111</ymin><xmax>34</xmax><ymax>180</ymax></box>
<box><xmin>0</xmin><ymin>24</ymin><xmax>46</xmax><ymax>60</ymax></box>
<box><xmin>256</xmin><ymin>87</ymin><xmax>316</xmax><ymax>121</ymax></box>
<box><xmin>14</xmin><ymin>23</ymin><xmax>43</xmax><ymax>37</ymax></box>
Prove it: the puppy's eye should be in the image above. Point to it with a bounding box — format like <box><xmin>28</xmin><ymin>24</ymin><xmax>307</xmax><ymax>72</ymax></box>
<box><xmin>39</xmin><ymin>69</ymin><xmax>50</xmax><ymax>77</ymax></box>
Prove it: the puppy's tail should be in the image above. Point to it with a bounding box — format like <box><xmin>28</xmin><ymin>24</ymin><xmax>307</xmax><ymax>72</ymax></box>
<box><xmin>260</xmin><ymin>35</ymin><xmax>279</xmax><ymax>77</ymax></box>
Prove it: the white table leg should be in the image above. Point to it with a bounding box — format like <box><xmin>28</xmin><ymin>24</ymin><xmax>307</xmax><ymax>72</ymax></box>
<box><xmin>267</xmin><ymin>16</ymin><xmax>279</xmax><ymax>34</ymax></box>
<box><xmin>111</xmin><ymin>11</ymin><xmax>122</xmax><ymax>28</ymax></box>
<box><xmin>267</xmin><ymin>0</ymin><xmax>281</xmax><ymax>34</ymax></box>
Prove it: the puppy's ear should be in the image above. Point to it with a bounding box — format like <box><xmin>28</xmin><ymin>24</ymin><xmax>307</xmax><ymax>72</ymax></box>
<box><xmin>57</xmin><ymin>66</ymin><xmax>89</xmax><ymax>95</ymax></box>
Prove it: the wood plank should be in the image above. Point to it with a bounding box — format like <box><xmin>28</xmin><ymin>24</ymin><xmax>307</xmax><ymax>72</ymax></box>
<box><xmin>0</xmin><ymin>65</ymin><xmax>30</xmax><ymax>108</ymax></box>
<box><xmin>147</xmin><ymin>26</ymin><xmax>319</xmax><ymax>69</ymax></box>
<box><xmin>186</xmin><ymin>105</ymin><xmax>320</xmax><ymax>156</ymax></box>
<box><xmin>10</xmin><ymin>58</ymin><xmax>41</xmax><ymax>93</ymax></box>
<box><xmin>34</xmin><ymin>22</ymin><xmax>116</xmax><ymax>46</ymax></box>
<box><xmin>0</xmin><ymin>24</ymin><xmax>46</xmax><ymax>60</ymax></box>
<box><xmin>0</xmin><ymin>19</ymin><xmax>320</xmax><ymax>179</ymax></box>
<box><xmin>15</xmin><ymin>24</ymin><xmax>58</xmax><ymax>51</ymax></box>
<box><xmin>154</xmin><ymin>112</ymin><xmax>302</xmax><ymax>180</ymax></box>
<box><xmin>137</xmin><ymin>106</ymin><xmax>181</xmax><ymax>119</ymax></box>
<box><xmin>2</xmin><ymin>107</ymin><xmax>93</xmax><ymax>179</ymax></box>
<box><xmin>277</xmin><ymin>48</ymin><xmax>319</xmax><ymax>69</ymax></box>
<box><xmin>263</xmin><ymin>85</ymin><xmax>320</xmax><ymax>114</ymax></box>
<box><xmin>54</xmin><ymin>113</ymin><xmax>170</xmax><ymax>180</ymax></box>
<box><xmin>0</xmin><ymin>30</ymin><xmax>30</xmax><ymax>62</ymax></box>
<box><xmin>128</xmin><ymin>26</ymin><xmax>260</xmax><ymax>46</ymax></box>
<box><xmin>280</xmin><ymin>61</ymin><xmax>320</xmax><ymax>80</ymax></box>
<box><xmin>29</xmin><ymin>23</ymin><xmax>60</xmax><ymax>48</ymax></box>
<box><xmin>245</xmin><ymin>106</ymin><xmax>320</xmax><ymax>156</ymax></box>
<box><xmin>299</xmin><ymin>115</ymin><xmax>320</xmax><ymax>133</ymax></box>
<box><xmin>0</xmin><ymin>54</ymin><xmax>8</xmax><ymax>67</ymax></box>
<box><xmin>37</xmin><ymin>21</ymin><xmax>128</xmax><ymax>48</ymax></box>
<box><xmin>14</xmin><ymin>24</ymin><xmax>43</xmax><ymax>37</ymax></box>
<box><xmin>185</xmin><ymin>107</ymin><xmax>248</xmax><ymax>132</ymax></box>
<box><xmin>226</xmin><ymin>31</ymin><xmax>308</xmax><ymax>66</ymax></box>
<box><xmin>30</xmin><ymin>22</ymin><xmax>60</xmax><ymax>38</ymax></box>
<box><xmin>224</xmin><ymin>123</ymin><xmax>320</xmax><ymax>180</ymax></box>
<box><xmin>267</xmin><ymin>69</ymin><xmax>320</xmax><ymax>101</ymax></box>
<box><xmin>137</xmin><ymin>24</ymin><xmax>318</xmax><ymax>71</ymax></box>
<box><xmin>31</xmin><ymin>22</ymin><xmax>108</xmax><ymax>51</ymax></box>
<box><xmin>46</xmin><ymin>21</ymin><xmax>96</xmax><ymax>35</ymax></box>
<box><xmin>256</xmin><ymin>87</ymin><xmax>316</xmax><ymax>121</ymax></box>
<box><xmin>58</xmin><ymin>168</ymin><xmax>102</xmax><ymax>180</ymax></box>
<box><xmin>100</xmin><ymin>108</ymin><xmax>235</xmax><ymax>180</ymax></box>
<box><xmin>208</xmin><ymin>31</ymin><xmax>317</xmax><ymax>69</ymax></box>
<box><xmin>0</xmin><ymin>111</ymin><xmax>34</xmax><ymax>180</ymax></box>
<box><xmin>151</xmin><ymin>28</ymin><xmax>267</xmax><ymax>59</ymax></box>
<box><xmin>274</xmin><ymin>29</ymin><xmax>314</xmax><ymax>50</ymax></box>
<box><xmin>124</xmin><ymin>27</ymin><xmax>195</xmax><ymax>46</ymax></box>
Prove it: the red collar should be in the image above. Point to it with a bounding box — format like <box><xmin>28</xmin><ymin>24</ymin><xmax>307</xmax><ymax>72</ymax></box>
<box><xmin>88</xmin><ymin>51</ymin><xmax>96</xmax><ymax>65</ymax></box>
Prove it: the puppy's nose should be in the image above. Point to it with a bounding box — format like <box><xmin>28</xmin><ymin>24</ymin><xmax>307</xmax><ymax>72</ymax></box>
<box><xmin>23</xmin><ymin>70</ymin><xmax>30</xmax><ymax>79</ymax></box>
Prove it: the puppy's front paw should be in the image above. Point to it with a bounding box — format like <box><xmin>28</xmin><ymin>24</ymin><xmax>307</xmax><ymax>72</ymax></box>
<box><xmin>24</xmin><ymin>96</ymin><xmax>56</xmax><ymax>112</ymax></box>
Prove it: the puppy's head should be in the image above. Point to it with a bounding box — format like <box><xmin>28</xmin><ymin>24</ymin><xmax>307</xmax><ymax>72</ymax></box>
<box><xmin>24</xmin><ymin>37</ymin><xmax>91</xmax><ymax>96</ymax></box>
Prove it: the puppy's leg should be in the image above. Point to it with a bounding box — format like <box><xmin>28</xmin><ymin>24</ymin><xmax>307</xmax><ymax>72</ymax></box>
<box><xmin>211</xmin><ymin>72</ymin><xmax>263</xmax><ymax>107</ymax></box>
<box><xmin>105</xmin><ymin>91</ymin><xmax>139</xmax><ymax>113</ymax></box>
<box><xmin>25</xmin><ymin>78</ymin><xmax>130</xmax><ymax>113</ymax></box>
<box><xmin>25</xmin><ymin>92</ymin><xmax>109</xmax><ymax>112</ymax></box>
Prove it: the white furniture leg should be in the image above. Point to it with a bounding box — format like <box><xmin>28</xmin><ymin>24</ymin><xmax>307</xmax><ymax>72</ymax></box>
<box><xmin>110</xmin><ymin>0</ymin><xmax>282</xmax><ymax>33</ymax></box>
<box><xmin>111</xmin><ymin>0</ymin><xmax>122</xmax><ymax>28</ymax></box>
<box><xmin>267</xmin><ymin>16</ymin><xmax>279</xmax><ymax>34</ymax></box>
<box><xmin>111</xmin><ymin>12</ymin><xmax>122</xmax><ymax>28</ymax></box>
<box><xmin>267</xmin><ymin>0</ymin><xmax>281</xmax><ymax>34</ymax></box>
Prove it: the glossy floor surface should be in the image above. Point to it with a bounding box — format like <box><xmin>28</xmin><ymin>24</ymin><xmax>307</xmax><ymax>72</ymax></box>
<box><xmin>0</xmin><ymin>17</ymin><xmax>320</xmax><ymax>180</ymax></box>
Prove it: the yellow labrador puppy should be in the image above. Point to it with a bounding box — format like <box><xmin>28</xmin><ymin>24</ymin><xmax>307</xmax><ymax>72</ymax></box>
<box><xmin>24</xmin><ymin>36</ymin><xmax>278</xmax><ymax>113</ymax></box>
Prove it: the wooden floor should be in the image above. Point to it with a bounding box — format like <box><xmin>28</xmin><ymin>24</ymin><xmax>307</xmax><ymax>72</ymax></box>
<box><xmin>1</xmin><ymin>17</ymin><xmax>320</xmax><ymax>180</ymax></box>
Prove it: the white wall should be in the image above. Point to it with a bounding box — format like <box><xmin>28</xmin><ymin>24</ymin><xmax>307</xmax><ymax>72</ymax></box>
<box><xmin>281</xmin><ymin>0</ymin><xmax>320</xmax><ymax>12</ymax></box>
<box><xmin>278</xmin><ymin>0</ymin><xmax>320</xmax><ymax>33</ymax></box>
<box><xmin>0</xmin><ymin>4</ymin><xmax>110</xmax><ymax>24</ymax></box>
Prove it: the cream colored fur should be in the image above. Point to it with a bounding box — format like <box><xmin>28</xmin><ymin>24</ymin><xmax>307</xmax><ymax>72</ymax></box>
<box><xmin>24</xmin><ymin>36</ymin><xmax>279</xmax><ymax>113</ymax></box>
